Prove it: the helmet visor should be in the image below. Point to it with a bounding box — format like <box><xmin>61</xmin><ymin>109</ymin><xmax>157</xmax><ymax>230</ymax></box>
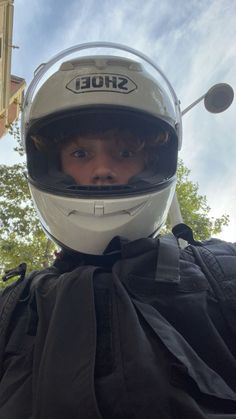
<box><xmin>27</xmin><ymin>109</ymin><xmax>178</xmax><ymax>197</ymax></box>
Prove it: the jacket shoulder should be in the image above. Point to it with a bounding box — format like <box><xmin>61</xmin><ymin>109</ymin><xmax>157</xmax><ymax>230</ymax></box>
<box><xmin>194</xmin><ymin>238</ymin><xmax>236</xmax><ymax>280</ymax></box>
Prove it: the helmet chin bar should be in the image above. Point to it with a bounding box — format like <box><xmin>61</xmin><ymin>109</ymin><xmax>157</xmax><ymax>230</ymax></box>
<box><xmin>29</xmin><ymin>180</ymin><xmax>176</xmax><ymax>255</ymax></box>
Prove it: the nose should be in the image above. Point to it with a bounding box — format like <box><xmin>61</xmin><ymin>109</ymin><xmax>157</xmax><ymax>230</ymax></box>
<box><xmin>91</xmin><ymin>156</ymin><xmax>117</xmax><ymax>185</ymax></box>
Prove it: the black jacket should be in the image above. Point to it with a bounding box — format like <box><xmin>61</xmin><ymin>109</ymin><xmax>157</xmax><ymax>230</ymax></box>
<box><xmin>0</xmin><ymin>235</ymin><xmax>236</xmax><ymax>418</ymax></box>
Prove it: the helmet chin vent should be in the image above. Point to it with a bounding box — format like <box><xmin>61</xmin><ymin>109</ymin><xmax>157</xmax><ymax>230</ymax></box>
<box><xmin>67</xmin><ymin>184</ymin><xmax>132</xmax><ymax>192</ymax></box>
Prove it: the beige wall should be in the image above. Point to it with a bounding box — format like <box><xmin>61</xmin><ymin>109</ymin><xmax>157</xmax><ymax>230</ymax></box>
<box><xmin>0</xmin><ymin>1</ymin><xmax>26</xmax><ymax>140</ymax></box>
<box><xmin>0</xmin><ymin>0</ymin><xmax>14</xmax><ymax>113</ymax></box>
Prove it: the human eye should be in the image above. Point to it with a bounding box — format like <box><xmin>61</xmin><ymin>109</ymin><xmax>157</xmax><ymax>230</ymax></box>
<box><xmin>71</xmin><ymin>148</ymin><xmax>89</xmax><ymax>159</ymax></box>
<box><xmin>119</xmin><ymin>149</ymin><xmax>135</xmax><ymax>158</ymax></box>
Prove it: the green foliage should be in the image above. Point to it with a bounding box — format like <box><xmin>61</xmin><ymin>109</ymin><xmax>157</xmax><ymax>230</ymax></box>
<box><xmin>0</xmin><ymin>163</ymin><xmax>56</xmax><ymax>285</ymax></box>
<box><xmin>172</xmin><ymin>160</ymin><xmax>229</xmax><ymax>240</ymax></box>
<box><xmin>5</xmin><ymin>119</ymin><xmax>21</xmax><ymax>144</ymax></box>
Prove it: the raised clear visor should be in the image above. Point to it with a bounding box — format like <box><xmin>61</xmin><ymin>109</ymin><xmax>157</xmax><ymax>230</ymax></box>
<box><xmin>21</xmin><ymin>41</ymin><xmax>182</xmax><ymax>150</ymax></box>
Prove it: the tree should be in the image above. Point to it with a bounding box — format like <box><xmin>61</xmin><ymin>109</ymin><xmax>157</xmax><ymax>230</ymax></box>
<box><xmin>0</xmin><ymin>158</ymin><xmax>229</xmax><ymax>288</ymax></box>
<box><xmin>0</xmin><ymin>163</ymin><xmax>56</xmax><ymax>279</ymax></box>
<box><xmin>174</xmin><ymin>160</ymin><xmax>229</xmax><ymax>240</ymax></box>
<box><xmin>0</xmin><ymin>120</ymin><xmax>56</xmax><ymax>282</ymax></box>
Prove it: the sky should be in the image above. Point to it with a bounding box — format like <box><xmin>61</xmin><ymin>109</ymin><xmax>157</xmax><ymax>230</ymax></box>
<box><xmin>0</xmin><ymin>0</ymin><xmax>236</xmax><ymax>241</ymax></box>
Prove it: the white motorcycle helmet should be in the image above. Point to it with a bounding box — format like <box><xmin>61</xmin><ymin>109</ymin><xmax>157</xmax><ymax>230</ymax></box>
<box><xmin>22</xmin><ymin>42</ymin><xmax>182</xmax><ymax>255</ymax></box>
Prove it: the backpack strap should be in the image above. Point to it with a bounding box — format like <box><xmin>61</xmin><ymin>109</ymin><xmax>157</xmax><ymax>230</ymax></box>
<box><xmin>155</xmin><ymin>234</ymin><xmax>180</xmax><ymax>283</ymax></box>
<box><xmin>172</xmin><ymin>223</ymin><xmax>201</xmax><ymax>245</ymax></box>
<box><xmin>0</xmin><ymin>271</ymin><xmax>38</xmax><ymax>378</ymax></box>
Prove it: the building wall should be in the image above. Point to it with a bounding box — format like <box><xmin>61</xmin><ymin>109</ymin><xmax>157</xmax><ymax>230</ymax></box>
<box><xmin>0</xmin><ymin>1</ymin><xmax>25</xmax><ymax>140</ymax></box>
<box><xmin>0</xmin><ymin>0</ymin><xmax>14</xmax><ymax>113</ymax></box>
<box><xmin>0</xmin><ymin>75</ymin><xmax>25</xmax><ymax>138</ymax></box>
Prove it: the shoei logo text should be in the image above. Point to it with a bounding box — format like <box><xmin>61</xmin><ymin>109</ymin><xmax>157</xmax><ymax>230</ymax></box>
<box><xmin>66</xmin><ymin>73</ymin><xmax>137</xmax><ymax>94</ymax></box>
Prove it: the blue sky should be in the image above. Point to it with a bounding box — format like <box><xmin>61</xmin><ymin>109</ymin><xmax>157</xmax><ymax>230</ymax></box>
<box><xmin>1</xmin><ymin>0</ymin><xmax>236</xmax><ymax>241</ymax></box>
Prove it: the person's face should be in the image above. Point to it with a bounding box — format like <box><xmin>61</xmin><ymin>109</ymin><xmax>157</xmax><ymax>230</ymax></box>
<box><xmin>60</xmin><ymin>131</ymin><xmax>146</xmax><ymax>185</ymax></box>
